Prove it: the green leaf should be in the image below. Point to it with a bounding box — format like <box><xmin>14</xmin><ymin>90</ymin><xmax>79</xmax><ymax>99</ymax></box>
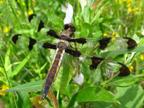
<box><xmin>0</xmin><ymin>66</ymin><xmax>5</xmax><ymax>75</ymax></box>
<box><xmin>91</xmin><ymin>1</ymin><xmax>108</xmax><ymax>24</ymax></box>
<box><xmin>59</xmin><ymin>58</ymin><xmax>71</xmax><ymax>94</ymax></box>
<box><xmin>110</xmin><ymin>75</ymin><xmax>141</xmax><ymax>86</ymax></box>
<box><xmin>7</xmin><ymin>80</ymin><xmax>44</xmax><ymax>93</ymax></box>
<box><xmin>0</xmin><ymin>66</ymin><xmax>6</xmax><ymax>82</ymax></box>
<box><xmin>82</xmin><ymin>7</ymin><xmax>90</xmax><ymax>23</ymax></box>
<box><xmin>10</xmin><ymin>53</ymin><xmax>31</xmax><ymax>78</ymax></box>
<box><xmin>17</xmin><ymin>91</ymin><xmax>31</xmax><ymax>108</ymax></box>
<box><xmin>102</xmin><ymin>45</ymin><xmax>144</xmax><ymax>58</ymax></box>
<box><xmin>4</xmin><ymin>48</ymin><xmax>12</xmax><ymax>74</ymax></box>
<box><xmin>116</xmin><ymin>85</ymin><xmax>144</xmax><ymax>108</ymax></box>
<box><xmin>76</xmin><ymin>86</ymin><xmax>116</xmax><ymax>103</ymax></box>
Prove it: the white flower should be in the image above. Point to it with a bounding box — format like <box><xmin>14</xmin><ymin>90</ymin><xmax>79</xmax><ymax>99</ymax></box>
<box><xmin>62</xmin><ymin>3</ymin><xmax>73</xmax><ymax>24</ymax></box>
<box><xmin>73</xmin><ymin>73</ymin><xmax>84</xmax><ymax>85</ymax></box>
<box><xmin>79</xmin><ymin>56</ymin><xmax>85</xmax><ymax>62</ymax></box>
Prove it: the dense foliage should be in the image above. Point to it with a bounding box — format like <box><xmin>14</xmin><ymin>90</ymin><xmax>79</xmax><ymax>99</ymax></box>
<box><xmin>0</xmin><ymin>0</ymin><xmax>144</xmax><ymax>108</ymax></box>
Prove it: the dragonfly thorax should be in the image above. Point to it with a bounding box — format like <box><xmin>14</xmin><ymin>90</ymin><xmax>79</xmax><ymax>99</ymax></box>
<box><xmin>57</xmin><ymin>40</ymin><xmax>69</xmax><ymax>49</ymax></box>
<box><xmin>60</xmin><ymin>24</ymin><xmax>75</xmax><ymax>38</ymax></box>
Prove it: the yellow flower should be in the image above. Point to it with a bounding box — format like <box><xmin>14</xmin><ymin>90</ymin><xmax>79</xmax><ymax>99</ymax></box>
<box><xmin>103</xmin><ymin>32</ymin><xmax>109</xmax><ymax>37</ymax></box>
<box><xmin>3</xmin><ymin>26</ymin><xmax>11</xmax><ymax>33</ymax></box>
<box><xmin>112</xmin><ymin>32</ymin><xmax>116</xmax><ymax>37</ymax></box>
<box><xmin>127</xmin><ymin>7</ymin><xmax>133</xmax><ymax>13</ymax></box>
<box><xmin>126</xmin><ymin>0</ymin><xmax>132</xmax><ymax>4</ymax></box>
<box><xmin>140</xmin><ymin>54</ymin><xmax>144</xmax><ymax>61</ymax></box>
<box><xmin>28</xmin><ymin>9</ymin><xmax>33</xmax><ymax>16</ymax></box>
<box><xmin>0</xmin><ymin>85</ymin><xmax>9</xmax><ymax>96</ymax></box>
<box><xmin>128</xmin><ymin>65</ymin><xmax>134</xmax><ymax>72</ymax></box>
<box><xmin>111</xmin><ymin>32</ymin><xmax>118</xmax><ymax>41</ymax></box>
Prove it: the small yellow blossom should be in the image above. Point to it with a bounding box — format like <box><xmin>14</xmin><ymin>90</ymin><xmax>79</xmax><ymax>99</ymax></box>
<box><xmin>126</xmin><ymin>0</ymin><xmax>132</xmax><ymax>4</ymax></box>
<box><xmin>0</xmin><ymin>85</ymin><xmax>9</xmax><ymax>96</ymax></box>
<box><xmin>116</xmin><ymin>0</ymin><xmax>141</xmax><ymax>14</ymax></box>
<box><xmin>112</xmin><ymin>32</ymin><xmax>117</xmax><ymax>37</ymax></box>
<box><xmin>128</xmin><ymin>65</ymin><xmax>134</xmax><ymax>72</ymax></box>
<box><xmin>127</xmin><ymin>7</ymin><xmax>133</xmax><ymax>13</ymax></box>
<box><xmin>3</xmin><ymin>26</ymin><xmax>11</xmax><ymax>33</ymax></box>
<box><xmin>28</xmin><ymin>9</ymin><xmax>33</xmax><ymax>16</ymax></box>
<box><xmin>103</xmin><ymin>32</ymin><xmax>109</xmax><ymax>37</ymax></box>
<box><xmin>140</xmin><ymin>54</ymin><xmax>144</xmax><ymax>61</ymax></box>
<box><xmin>112</xmin><ymin>32</ymin><xmax>118</xmax><ymax>41</ymax></box>
<box><xmin>103</xmin><ymin>32</ymin><xmax>119</xmax><ymax>41</ymax></box>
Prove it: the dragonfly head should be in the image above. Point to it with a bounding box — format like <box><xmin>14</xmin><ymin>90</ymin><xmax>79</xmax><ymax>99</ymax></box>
<box><xmin>64</xmin><ymin>24</ymin><xmax>75</xmax><ymax>36</ymax></box>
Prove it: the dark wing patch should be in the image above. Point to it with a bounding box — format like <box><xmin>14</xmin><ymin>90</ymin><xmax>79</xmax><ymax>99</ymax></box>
<box><xmin>47</xmin><ymin>30</ymin><xmax>59</xmax><ymax>39</ymax></box>
<box><xmin>65</xmin><ymin>48</ymin><xmax>81</xmax><ymax>57</ymax></box>
<box><xmin>37</xmin><ymin>20</ymin><xmax>45</xmax><ymax>32</ymax></box>
<box><xmin>98</xmin><ymin>37</ymin><xmax>111</xmax><ymax>50</ymax></box>
<box><xmin>28</xmin><ymin>13</ymin><xmax>36</xmax><ymax>22</ymax></box>
<box><xmin>124</xmin><ymin>37</ymin><xmax>137</xmax><ymax>49</ymax></box>
<box><xmin>68</xmin><ymin>38</ymin><xmax>87</xmax><ymax>44</ymax></box>
<box><xmin>90</xmin><ymin>56</ymin><xmax>104</xmax><ymax>70</ymax></box>
<box><xmin>12</xmin><ymin>34</ymin><xmax>21</xmax><ymax>44</ymax></box>
<box><xmin>118</xmin><ymin>62</ymin><xmax>130</xmax><ymax>76</ymax></box>
<box><xmin>28</xmin><ymin>37</ymin><xmax>37</xmax><ymax>50</ymax></box>
<box><xmin>42</xmin><ymin>42</ymin><xmax>57</xmax><ymax>49</ymax></box>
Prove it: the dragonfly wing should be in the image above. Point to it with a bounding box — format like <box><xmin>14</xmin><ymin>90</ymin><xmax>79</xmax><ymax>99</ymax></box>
<box><xmin>65</xmin><ymin>48</ymin><xmax>81</xmax><ymax>57</ymax></box>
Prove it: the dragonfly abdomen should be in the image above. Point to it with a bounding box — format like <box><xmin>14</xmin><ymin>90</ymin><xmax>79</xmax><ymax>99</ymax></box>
<box><xmin>42</xmin><ymin>46</ymin><xmax>66</xmax><ymax>98</ymax></box>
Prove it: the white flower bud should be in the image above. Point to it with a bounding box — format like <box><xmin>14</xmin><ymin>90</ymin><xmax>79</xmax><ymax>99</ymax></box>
<box><xmin>73</xmin><ymin>73</ymin><xmax>84</xmax><ymax>85</ymax></box>
<box><xmin>62</xmin><ymin>3</ymin><xmax>73</xmax><ymax>24</ymax></box>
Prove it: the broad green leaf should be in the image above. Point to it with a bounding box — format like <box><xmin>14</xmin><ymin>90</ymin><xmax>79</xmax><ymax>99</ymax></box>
<box><xmin>133</xmin><ymin>45</ymin><xmax>144</xmax><ymax>52</ymax></box>
<box><xmin>110</xmin><ymin>75</ymin><xmax>141</xmax><ymax>86</ymax></box>
<box><xmin>10</xmin><ymin>53</ymin><xmax>31</xmax><ymax>78</ymax></box>
<box><xmin>7</xmin><ymin>80</ymin><xmax>44</xmax><ymax>93</ymax></box>
<box><xmin>76</xmin><ymin>86</ymin><xmax>116</xmax><ymax>103</ymax></box>
<box><xmin>59</xmin><ymin>57</ymin><xmax>71</xmax><ymax>94</ymax></box>
<box><xmin>116</xmin><ymin>85</ymin><xmax>144</xmax><ymax>108</ymax></box>
<box><xmin>102</xmin><ymin>45</ymin><xmax>144</xmax><ymax>58</ymax></box>
<box><xmin>17</xmin><ymin>91</ymin><xmax>31</xmax><ymax>108</ymax></box>
<box><xmin>54</xmin><ymin>56</ymin><xmax>74</xmax><ymax>95</ymax></box>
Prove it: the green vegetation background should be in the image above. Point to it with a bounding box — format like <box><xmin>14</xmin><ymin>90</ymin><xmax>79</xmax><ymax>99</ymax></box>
<box><xmin>0</xmin><ymin>0</ymin><xmax>144</xmax><ymax>108</ymax></box>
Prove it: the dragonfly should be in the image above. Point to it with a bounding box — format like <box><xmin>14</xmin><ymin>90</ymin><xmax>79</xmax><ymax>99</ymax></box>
<box><xmin>11</xmin><ymin>3</ymin><xmax>137</xmax><ymax>99</ymax></box>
